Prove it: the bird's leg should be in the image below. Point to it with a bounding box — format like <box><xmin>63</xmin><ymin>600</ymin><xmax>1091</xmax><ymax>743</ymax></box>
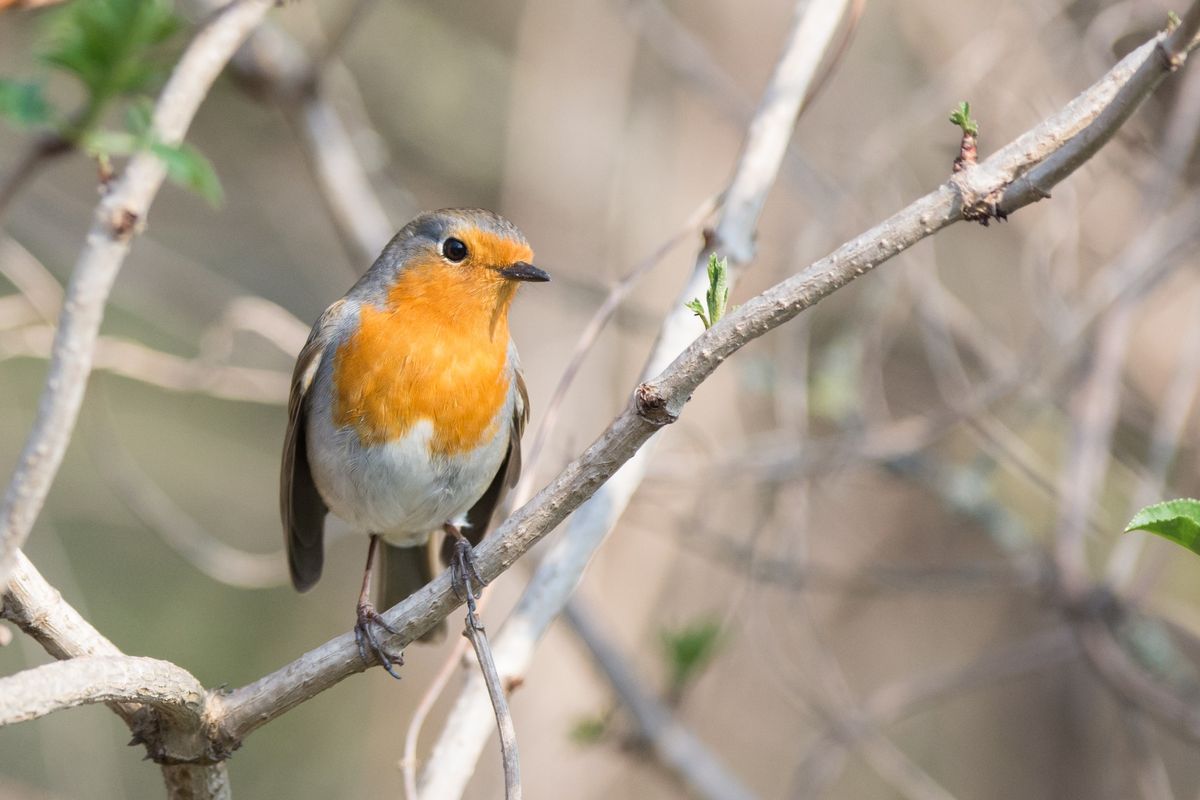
<box><xmin>354</xmin><ymin>533</ymin><xmax>404</xmax><ymax>679</ymax></box>
<box><xmin>445</xmin><ymin>523</ymin><xmax>486</xmax><ymax>630</ymax></box>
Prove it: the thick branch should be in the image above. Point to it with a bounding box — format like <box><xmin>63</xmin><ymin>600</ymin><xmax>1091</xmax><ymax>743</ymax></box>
<box><xmin>207</xmin><ymin>14</ymin><xmax>1199</xmax><ymax>750</ymax></box>
<box><xmin>0</xmin><ymin>0</ymin><xmax>276</xmax><ymax>592</ymax></box>
<box><xmin>0</xmin><ymin>655</ymin><xmax>204</xmax><ymax>727</ymax></box>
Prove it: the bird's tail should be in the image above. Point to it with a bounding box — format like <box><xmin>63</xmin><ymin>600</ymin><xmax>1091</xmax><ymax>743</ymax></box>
<box><xmin>379</xmin><ymin>540</ymin><xmax>446</xmax><ymax>643</ymax></box>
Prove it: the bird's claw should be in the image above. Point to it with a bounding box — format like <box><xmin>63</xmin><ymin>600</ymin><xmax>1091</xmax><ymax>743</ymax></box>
<box><xmin>354</xmin><ymin>602</ymin><xmax>404</xmax><ymax>680</ymax></box>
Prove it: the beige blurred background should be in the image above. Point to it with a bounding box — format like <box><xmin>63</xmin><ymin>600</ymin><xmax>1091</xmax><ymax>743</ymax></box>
<box><xmin>4</xmin><ymin>0</ymin><xmax>1200</xmax><ymax>798</ymax></box>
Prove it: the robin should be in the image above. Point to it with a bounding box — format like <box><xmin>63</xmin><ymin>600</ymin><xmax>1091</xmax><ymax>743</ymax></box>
<box><xmin>280</xmin><ymin>208</ymin><xmax>548</xmax><ymax>677</ymax></box>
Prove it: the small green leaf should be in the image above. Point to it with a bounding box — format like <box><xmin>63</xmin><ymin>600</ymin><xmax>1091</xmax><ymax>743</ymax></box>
<box><xmin>0</xmin><ymin>79</ymin><xmax>53</xmax><ymax>128</ymax></box>
<box><xmin>568</xmin><ymin>715</ymin><xmax>608</xmax><ymax>745</ymax></box>
<box><xmin>80</xmin><ymin>129</ymin><xmax>140</xmax><ymax>157</ymax></box>
<box><xmin>151</xmin><ymin>141</ymin><xmax>223</xmax><ymax>206</ymax></box>
<box><xmin>686</xmin><ymin>298</ymin><xmax>710</xmax><ymax>329</ymax></box>
<box><xmin>124</xmin><ymin>98</ymin><xmax>153</xmax><ymax>139</ymax></box>
<box><xmin>660</xmin><ymin>617</ymin><xmax>724</xmax><ymax>696</ymax></box>
<box><xmin>949</xmin><ymin>101</ymin><xmax>979</xmax><ymax>136</ymax></box>
<box><xmin>1125</xmin><ymin>499</ymin><xmax>1200</xmax><ymax>555</ymax></box>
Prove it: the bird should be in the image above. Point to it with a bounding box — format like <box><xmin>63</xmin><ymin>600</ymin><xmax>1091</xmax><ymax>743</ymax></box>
<box><xmin>280</xmin><ymin>208</ymin><xmax>548</xmax><ymax>677</ymax></box>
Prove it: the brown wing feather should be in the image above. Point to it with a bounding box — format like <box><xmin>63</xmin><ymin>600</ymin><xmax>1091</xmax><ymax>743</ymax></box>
<box><xmin>281</xmin><ymin>299</ymin><xmax>346</xmax><ymax>592</ymax></box>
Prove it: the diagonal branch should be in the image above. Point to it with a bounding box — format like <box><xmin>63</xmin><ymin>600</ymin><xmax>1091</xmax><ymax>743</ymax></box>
<box><xmin>206</xmin><ymin>8</ymin><xmax>1200</xmax><ymax>755</ymax></box>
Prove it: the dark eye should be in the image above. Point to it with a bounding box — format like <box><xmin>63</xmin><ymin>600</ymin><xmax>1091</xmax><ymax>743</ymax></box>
<box><xmin>442</xmin><ymin>237</ymin><xmax>468</xmax><ymax>262</ymax></box>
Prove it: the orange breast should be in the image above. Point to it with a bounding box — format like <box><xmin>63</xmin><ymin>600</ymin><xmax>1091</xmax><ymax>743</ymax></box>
<box><xmin>332</xmin><ymin>264</ymin><xmax>513</xmax><ymax>455</ymax></box>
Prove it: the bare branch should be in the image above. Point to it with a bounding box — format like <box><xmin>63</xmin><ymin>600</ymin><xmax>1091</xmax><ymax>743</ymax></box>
<box><xmin>0</xmin><ymin>655</ymin><xmax>204</xmax><ymax>727</ymax></box>
<box><xmin>461</xmin><ymin>614</ymin><xmax>521</xmax><ymax>799</ymax></box>
<box><xmin>0</xmin><ymin>0</ymin><xmax>277</xmax><ymax>592</ymax></box>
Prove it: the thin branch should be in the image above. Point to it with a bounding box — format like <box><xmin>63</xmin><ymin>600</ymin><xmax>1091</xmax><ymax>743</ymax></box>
<box><xmin>178</xmin><ymin>7</ymin><xmax>1199</xmax><ymax>762</ymax></box>
<box><xmin>461</xmin><ymin>613</ymin><xmax>521</xmax><ymax>800</ymax></box>
<box><xmin>0</xmin><ymin>325</ymin><xmax>290</xmax><ymax>404</ymax></box>
<box><xmin>0</xmin><ymin>655</ymin><xmax>204</xmax><ymax>727</ymax></box>
<box><xmin>565</xmin><ymin>599</ymin><xmax>757</xmax><ymax>800</ymax></box>
<box><xmin>0</xmin><ymin>0</ymin><xmax>277</xmax><ymax>593</ymax></box>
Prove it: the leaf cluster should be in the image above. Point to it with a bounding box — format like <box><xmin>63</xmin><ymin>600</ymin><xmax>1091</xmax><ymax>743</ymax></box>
<box><xmin>0</xmin><ymin>0</ymin><xmax>221</xmax><ymax>205</ymax></box>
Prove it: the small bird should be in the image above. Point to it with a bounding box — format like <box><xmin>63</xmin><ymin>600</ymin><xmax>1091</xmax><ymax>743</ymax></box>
<box><xmin>280</xmin><ymin>209</ymin><xmax>548</xmax><ymax>676</ymax></box>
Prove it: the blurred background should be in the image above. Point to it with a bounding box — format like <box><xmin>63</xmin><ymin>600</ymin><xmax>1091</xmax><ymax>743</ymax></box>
<box><xmin>3</xmin><ymin>0</ymin><xmax>1200</xmax><ymax>798</ymax></box>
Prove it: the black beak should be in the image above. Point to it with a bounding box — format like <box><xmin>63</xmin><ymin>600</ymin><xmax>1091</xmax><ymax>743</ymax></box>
<box><xmin>498</xmin><ymin>261</ymin><xmax>550</xmax><ymax>282</ymax></box>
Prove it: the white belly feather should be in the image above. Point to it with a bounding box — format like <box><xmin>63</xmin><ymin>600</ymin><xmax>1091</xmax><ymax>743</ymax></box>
<box><xmin>305</xmin><ymin>401</ymin><xmax>510</xmax><ymax>545</ymax></box>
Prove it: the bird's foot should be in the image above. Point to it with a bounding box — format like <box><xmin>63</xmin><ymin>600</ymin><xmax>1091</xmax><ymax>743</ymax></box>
<box><xmin>354</xmin><ymin>601</ymin><xmax>404</xmax><ymax>679</ymax></box>
<box><xmin>449</xmin><ymin>531</ymin><xmax>487</xmax><ymax>628</ymax></box>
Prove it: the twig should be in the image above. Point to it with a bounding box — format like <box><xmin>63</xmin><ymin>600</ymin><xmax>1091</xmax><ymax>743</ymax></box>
<box><xmin>0</xmin><ymin>0</ymin><xmax>276</xmax><ymax>594</ymax></box>
<box><xmin>565</xmin><ymin>598</ymin><xmax>757</xmax><ymax>800</ymax></box>
<box><xmin>461</xmin><ymin>609</ymin><xmax>521</xmax><ymax>800</ymax></box>
<box><xmin>418</xmin><ymin>2</ymin><xmax>851</xmax><ymax>792</ymax></box>
<box><xmin>791</xmin><ymin>628</ymin><xmax>1077</xmax><ymax>796</ymax></box>
<box><xmin>0</xmin><ymin>325</ymin><xmax>291</xmax><ymax>404</ymax></box>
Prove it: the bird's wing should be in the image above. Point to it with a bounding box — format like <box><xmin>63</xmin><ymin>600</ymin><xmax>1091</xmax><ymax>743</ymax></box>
<box><xmin>281</xmin><ymin>298</ymin><xmax>348</xmax><ymax>592</ymax></box>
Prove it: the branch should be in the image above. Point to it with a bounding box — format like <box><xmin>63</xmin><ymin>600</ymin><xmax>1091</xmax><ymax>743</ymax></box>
<box><xmin>0</xmin><ymin>0</ymin><xmax>277</xmax><ymax>593</ymax></box>
<box><xmin>204</xmin><ymin>4</ymin><xmax>1197</xmax><ymax>762</ymax></box>
<box><xmin>0</xmin><ymin>655</ymin><xmax>204</xmax><ymax>727</ymax></box>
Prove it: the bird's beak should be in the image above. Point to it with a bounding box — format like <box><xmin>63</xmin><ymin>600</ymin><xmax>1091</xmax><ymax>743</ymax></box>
<box><xmin>498</xmin><ymin>261</ymin><xmax>550</xmax><ymax>282</ymax></box>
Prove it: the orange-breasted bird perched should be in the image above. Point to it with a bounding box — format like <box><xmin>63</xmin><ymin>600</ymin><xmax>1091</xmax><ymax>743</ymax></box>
<box><xmin>280</xmin><ymin>209</ymin><xmax>548</xmax><ymax>676</ymax></box>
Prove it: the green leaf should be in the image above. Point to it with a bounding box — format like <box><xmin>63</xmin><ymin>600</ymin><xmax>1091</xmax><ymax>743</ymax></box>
<box><xmin>39</xmin><ymin>0</ymin><xmax>184</xmax><ymax>119</ymax></box>
<box><xmin>1125</xmin><ymin>499</ymin><xmax>1200</xmax><ymax>555</ymax></box>
<box><xmin>949</xmin><ymin>100</ymin><xmax>979</xmax><ymax>136</ymax></box>
<box><xmin>568</xmin><ymin>715</ymin><xmax>608</xmax><ymax>745</ymax></box>
<box><xmin>705</xmin><ymin>253</ymin><xmax>729</xmax><ymax>327</ymax></box>
<box><xmin>151</xmin><ymin>141</ymin><xmax>223</xmax><ymax>206</ymax></box>
<box><xmin>124</xmin><ymin>98</ymin><xmax>153</xmax><ymax>139</ymax></box>
<box><xmin>686</xmin><ymin>298</ymin><xmax>710</xmax><ymax>329</ymax></box>
<box><xmin>80</xmin><ymin>129</ymin><xmax>139</xmax><ymax>157</ymax></box>
<box><xmin>0</xmin><ymin>79</ymin><xmax>53</xmax><ymax>128</ymax></box>
<box><xmin>660</xmin><ymin>618</ymin><xmax>723</xmax><ymax>696</ymax></box>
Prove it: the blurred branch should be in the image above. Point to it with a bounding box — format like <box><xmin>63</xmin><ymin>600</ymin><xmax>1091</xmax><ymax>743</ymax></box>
<box><xmin>0</xmin><ymin>325</ymin><xmax>290</xmax><ymax>403</ymax></box>
<box><xmin>792</xmin><ymin>628</ymin><xmax>1077</xmax><ymax>796</ymax></box>
<box><xmin>420</xmin><ymin>1</ymin><xmax>852</xmax><ymax>792</ymax></box>
<box><xmin>91</xmin><ymin>402</ymin><xmax>290</xmax><ymax>589</ymax></box>
<box><xmin>0</xmin><ymin>655</ymin><xmax>204</xmax><ymax>728</ymax></box>
<box><xmin>187</xmin><ymin>0</ymin><xmax>397</xmax><ymax>264</ymax></box>
<box><xmin>565</xmin><ymin>598</ymin><xmax>758</xmax><ymax>800</ymax></box>
<box><xmin>0</xmin><ymin>0</ymin><xmax>276</xmax><ymax>595</ymax></box>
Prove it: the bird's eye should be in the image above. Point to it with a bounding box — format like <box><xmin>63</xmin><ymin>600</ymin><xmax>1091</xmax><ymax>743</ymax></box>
<box><xmin>442</xmin><ymin>237</ymin><xmax>469</xmax><ymax>263</ymax></box>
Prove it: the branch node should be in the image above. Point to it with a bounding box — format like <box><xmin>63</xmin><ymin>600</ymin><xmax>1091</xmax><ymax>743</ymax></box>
<box><xmin>109</xmin><ymin>208</ymin><xmax>141</xmax><ymax>241</ymax></box>
<box><xmin>634</xmin><ymin>382</ymin><xmax>678</xmax><ymax>427</ymax></box>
